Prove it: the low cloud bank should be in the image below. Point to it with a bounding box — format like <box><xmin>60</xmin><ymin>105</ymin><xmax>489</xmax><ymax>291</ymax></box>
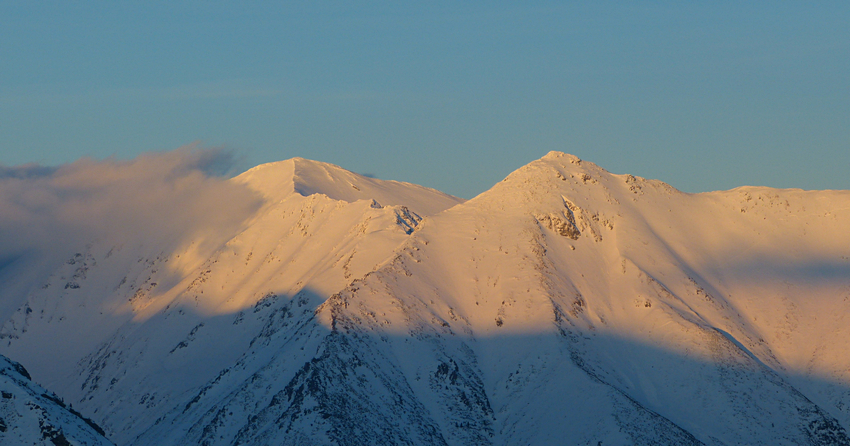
<box><xmin>0</xmin><ymin>147</ymin><xmax>263</xmax><ymax>281</ymax></box>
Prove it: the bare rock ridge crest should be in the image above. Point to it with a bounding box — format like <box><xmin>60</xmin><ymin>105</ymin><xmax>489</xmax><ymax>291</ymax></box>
<box><xmin>1</xmin><ymin>151</ymin><xmax>850</xmax><ymax>445</ymax></box>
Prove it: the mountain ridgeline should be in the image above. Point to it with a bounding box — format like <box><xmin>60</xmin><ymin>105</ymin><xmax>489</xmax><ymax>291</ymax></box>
<box><xmin>1</xmin><ymin>153</ymin><xmax>850</xmax><ymax>445</ymax></box>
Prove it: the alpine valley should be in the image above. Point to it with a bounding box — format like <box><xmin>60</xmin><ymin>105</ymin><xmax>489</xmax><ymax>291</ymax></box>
<box><xmin>2</xmin><ymin>152</ymin><xmax>850</xmax><ymax>445</ymax></box>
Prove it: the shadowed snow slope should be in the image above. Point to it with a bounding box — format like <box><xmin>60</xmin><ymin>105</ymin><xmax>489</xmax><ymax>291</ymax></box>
<box><xmin>0</xmin><ymin>354</ymin><xmax>113</xmax><ymax>445</ymax></box>
<box><xmin>2</xmin><ymin>152</ymin><xmax>850</xmax><ymax>445</ymax></box>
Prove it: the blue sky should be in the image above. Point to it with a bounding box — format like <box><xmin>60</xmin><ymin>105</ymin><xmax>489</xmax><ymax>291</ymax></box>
<box><xmin>1</xmin><ymin>2</ymin><xmax>848</xmax><ymax>198</ymax></box>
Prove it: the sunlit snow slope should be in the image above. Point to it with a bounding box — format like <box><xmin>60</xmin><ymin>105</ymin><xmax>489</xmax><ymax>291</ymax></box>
<box><xmin>2</xmin><ymin>153</ymin><xmax>850</xmax><ymax>446</ymax></box>
<box><xmin>0</xmin><ymin>157</ymin><xmax>462</xmax><ymax>444</ymax></box>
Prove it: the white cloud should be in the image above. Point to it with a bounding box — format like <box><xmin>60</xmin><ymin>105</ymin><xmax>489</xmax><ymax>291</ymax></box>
<box><xmin>0</xmin><ymin>146</ymin><xmax>263</xmax><ymax>280</ymax></box>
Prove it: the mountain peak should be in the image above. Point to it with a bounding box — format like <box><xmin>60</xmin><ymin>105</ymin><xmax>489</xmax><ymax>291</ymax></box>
<box><xmin>234</xmin><ymin>157</ymin><xmax>463</xmax><ymax>216</ymax></box>
<box><xmin>541</xmin><ymin>151</ymin><xmax>581</xmax><ymax>164</ymax></box>
<box><xmin>480</xmin><ymin>150</ymin><xmax>680</xmax><ymax>206</ymax></box>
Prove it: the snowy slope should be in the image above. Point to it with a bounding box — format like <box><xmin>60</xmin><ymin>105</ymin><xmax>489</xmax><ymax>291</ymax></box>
<box><xmin>293</xmin><ymin>151</ymin><xmax>850</xmax><ymax>445</ymax></box>
<box><xmin>0</xmin><ymin>158</ymin><xmax>462</xmax><ymax>444</ymax></box>
<box><xmin>2</xmin><ymin>152</ymin><xmax>850</xmax><ymax>445</ymax></box>
<box><xmin>152</xmin><ymin>152</ymin><xmax>848</xmax><ymax>445</ymax></box>
<box><xmin>236</xmin><ymin>157</ymin><xmax>460</xmax><ymax>216</ymax></box>
<box><xmin>0</xmin><ymin>354</ymin><xmax>113</xmax><ymax>445</ymax></box>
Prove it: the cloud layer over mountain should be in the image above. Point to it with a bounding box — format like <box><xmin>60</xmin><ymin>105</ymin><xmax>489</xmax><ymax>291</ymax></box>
<box><xmin>0</xmin><ymin>148</ymin><xmax>262</xmax><ymax>301</ymax></box>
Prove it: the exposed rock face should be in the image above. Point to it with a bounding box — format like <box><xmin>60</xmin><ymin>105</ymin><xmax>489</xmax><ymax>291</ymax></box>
<box><xmin>535</xmin><ymin>211</ymin><xmax>580</xmax><ymax>239</ymax></box>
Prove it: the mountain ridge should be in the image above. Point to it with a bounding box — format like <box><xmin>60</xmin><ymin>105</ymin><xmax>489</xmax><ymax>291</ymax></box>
<box><xmin>1</xmin><ymin>151</ymin><xmax>848</xmax><ymax>445</ymax></box>
<box><xmin>235</xmin><ymin>157</ymin><xmax>463</xmax><ymax>216</ymax></box>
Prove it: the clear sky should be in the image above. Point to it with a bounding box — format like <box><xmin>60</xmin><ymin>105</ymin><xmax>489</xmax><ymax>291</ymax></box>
<box><xmin>1</xmin><ymin>2</ymin><xmax>848</xmax><ymax>198</ymax></box>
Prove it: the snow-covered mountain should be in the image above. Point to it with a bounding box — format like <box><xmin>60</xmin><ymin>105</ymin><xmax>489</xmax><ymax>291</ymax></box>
<box><xmin>1</xmin><ymin>153</ymin><xmax>849</xmax><ymax>445</ymax></box>
<box><xmin>0</xmin><ymin>354</ymin><xmax>113</xmax><ymax>445</ymax></box>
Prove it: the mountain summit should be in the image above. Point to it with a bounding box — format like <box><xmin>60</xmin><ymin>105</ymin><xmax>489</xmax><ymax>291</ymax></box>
<box><xmin>235</xmin><ymin>157</ymin><xmax>461</xmax><ymax>216</ymax></box>
<box><xmin>1</xmin><ymin>152</ymin><xmax>849</xmax><ymax>445</ymax></box>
